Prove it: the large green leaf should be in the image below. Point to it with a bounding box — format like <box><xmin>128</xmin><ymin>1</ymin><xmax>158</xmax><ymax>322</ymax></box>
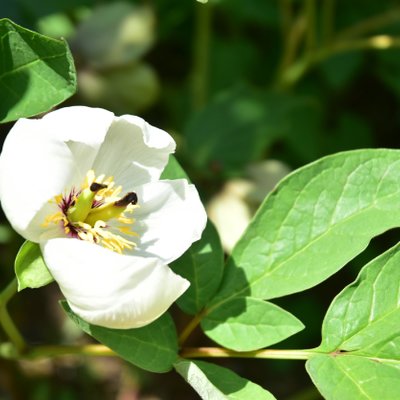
<box><xmin>175</xmin><ymin>359</ymin><xmax>276</xmax><ymax>400</ymax></box>
<box><xmin>307</xmin><ymin>355</ymin><xmax>400</xmax><ymax>400</ymax></box>
<box><xmin>201</xmin><ymin>297</ymin><xmax>304</xmax><ymax>351</ymax></box>
<box><xmin>62</xmin><ymin>302</ymin><xmax>179</xmax><ymax>373</ymax></box>
<box><xmin>209</xmin><ymin>149</ymin><xmax>400</xmax><ymax>306</ymax></box>
<box><xmin>306</xmin><ymin>243</ymin><xmax>400</xmax><ymax>399</ymax></box>
<box><xmin>171</xmin><ymin>220</ymin><xmax>224</xmax><ymax>315</ymax></box>
<box><xmin>14</xmin><ymin>241</ymin><xmax>53</xmax><ymax>291</ymax></box>
<box><xmin>0</xmin><ymin>18</ymin><xmax>76</xmax><ymax>123</ymax></box>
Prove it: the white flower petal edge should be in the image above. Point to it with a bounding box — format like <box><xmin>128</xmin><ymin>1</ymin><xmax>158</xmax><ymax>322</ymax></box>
<box><xmin>132</xmin><ymin>179</ymin><xmax>207</xmax><ymax>263</ymax></box>
<box><xmin>92</xmin><ymin>115</ymin><xmax>175</xmax><ymax>188</ymax></box>
<box><xmin>0</xmin><ymin>119</ymin><xmax>76</xmax><ymax>241</ymax></box>
<box><xmin>41</xmin><ymin>238</ymin><xmax>190</xmax><ymax>329</ymax></box>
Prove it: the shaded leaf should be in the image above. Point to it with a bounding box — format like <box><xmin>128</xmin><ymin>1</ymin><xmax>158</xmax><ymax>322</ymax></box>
<box><xmin>62</xmin><ymin>302</ymin><xmax>178</xmax><ymax>373</ymax></box>
<box><xmin>14</xmin><ymin>241</ymin><xmax>53</xmax><ymax>291</ymax></box>
<box><xmin>175</xmin><ymin>359</ymin><xmax>276</xmax><ymax>399</ymax></box>
<box><xmin>171</xmin><ymin>220</ymin><xmax>224</xmax><ymax>315</ymax></box>
<box><xmin>0</xmin><ymin>19</ymin><xmax>76</xmax><ymax>123</ymax></box>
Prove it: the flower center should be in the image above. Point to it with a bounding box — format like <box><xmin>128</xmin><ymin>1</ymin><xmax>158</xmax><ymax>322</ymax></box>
<box><xmin>43</xmin><ymin>170</ymin><xmax>138</xmax><ymax>253</ymax></box>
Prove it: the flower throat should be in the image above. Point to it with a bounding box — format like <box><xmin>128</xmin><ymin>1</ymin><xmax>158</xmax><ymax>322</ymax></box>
<box><xmin>44</xmin><ymin>170</ymin><xmax>138</xmax><ymax>253</ymax></box>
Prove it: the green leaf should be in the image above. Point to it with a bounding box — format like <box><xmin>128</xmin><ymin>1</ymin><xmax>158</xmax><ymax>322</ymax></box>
<box><xmin>175</xmin><ymin>359</ymin><xmax>276</xmax><ymax>400</ymax></box>
<box><xmin>185</xmin><ymin>87</ymin><xmax>311</xmax><ymax>175</ymax></box>
<box><xmin>161</xmin><ymin>155</ymin><xmax>189</xmax><ymax>181</ymax></box>
<box><xmin>306</xmin><ymin>355</ymin><xmax>400</xmax><ymax>400</ymax></box>
<box><xmin>210</xmin><ymin>149</ymin><xmax>400</xmax><ymax>306</ymax></box>
<box><xmin>14</xmin><ymin>241</ymin><xmax>53</xmax><ymax>291</ymax></box>
<box><xmin>306</xmin><ymin>243</ymin><xmax>400</xmax><ymax>399</ymax></box>
<box><xmin>201</xmin><ymin>297</ymin><xmax>304</xmax><ymax>351</ymax></box>
<box><xmin>171</xmin><ymin>220</ymin><xmax>224</xmax><ymax>315</ymax></box>
<box><xmin>318</xmin><ymin>242</ymin><xmax>400</xmax><ymax>355</ymax></box>
<box><xmin>62</xmin><ymin>302</ymin><xmax>179</xmax><ymax>373</ymax></box>
<box><xmin>0</xmin><ymin>18</ymin><xmax>76</xmax><ymax>123</ymax></box>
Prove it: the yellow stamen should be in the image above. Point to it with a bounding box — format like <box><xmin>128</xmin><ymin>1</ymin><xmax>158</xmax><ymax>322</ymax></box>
<box><xmin>44</xmin><ymin>170</ymin><xmax>139</xmax><ymax>253</ymax></box>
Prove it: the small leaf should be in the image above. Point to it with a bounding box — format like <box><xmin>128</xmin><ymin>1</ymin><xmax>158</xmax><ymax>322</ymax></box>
<box><xmin>202</xmin><ymin>297</ymin><xmax>304</xmax><ymax>351</ymax></box>
<box><xmin>175</xmin><ymin>359</ymin><xmax>276</xmax><ymax>400</ymax></box>
<box><xmin>0</xmin><ymin>18</ymin><xmax>76</xmax><ymax>123</ymax></box>
<box><xmin>14</xmin><ymin>241</ymin><xmax>53</xmax><ymax>291</ymax></box>
<box><xmin>62</xmin><ymin>302</ymin><xmax>179</xmax><ymax>373</ymax></box>
<box><xmin>171</xmin><ymin>220</ymin><xmax>224</xmax><ymax>315</ymax></box>
<box><xmin>210</xmin><ymin>149</ymin><xmax>400</xmax><ymax>307</ymax></box>
<box><xmin>306</xmin><ymin>355</ymin><xmax>400</xmax><ymax>400</ymax></box>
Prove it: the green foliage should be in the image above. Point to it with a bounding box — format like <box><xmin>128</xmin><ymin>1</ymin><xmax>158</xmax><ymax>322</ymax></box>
<box><xmin>306</xmin><ymin>243</ymin><xmax>400</xmax><ymax>399</ymax></box>
<box><xmin>185</xmin><ymin>87</ymin><xmax>319</xmax><ymax>175</ymax></box>
<box><xmin>172</xmin><ymin>220</ymin><xmax>224</xmax><ymax>315</ymax></box>
<box><xmin>62</xmin><ymin>302</ymin><xmax>179</xmax><ymax>373</ymax></box>
<box><xmin>14</xmin><ymin>241</ymin><xmax>53</xmax><ymax>291</ymax></box>
<box><xmin>210</xmin><ymin>150</ymin><xmax>400</xmax><ymax>304</ymax></box>
<box><xmin>175</xmin><ymin>359</ymin><xmax>276</xmax><ymax>399</ymax></box>
<box><xmin>0</xmin><ymin>19</ymin><xmax>76</xmax><ymax>123</ymax></box>
<box><xmin>202</xmin><ymin>297</ymin><xmax>304</xmax><ymax>351</ymax></box>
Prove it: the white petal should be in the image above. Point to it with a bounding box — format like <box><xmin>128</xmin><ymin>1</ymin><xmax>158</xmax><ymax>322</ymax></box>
<box><xmin>131</xmin><ymin>179</ymin><xmax>207</xmax><ymax>263</ymax></box>
<box><xmin>92</xmin><ymin>115</ymin><xmax>175</xmax><ymax>187</ymax></box>
<box><xmin>41</xmin><ymin>238</ymin><xmax>189</xmax><ymax>329</ymax></box>
<box><xmin>0</xmin><ymin>107</ymin><xmax>115</xmax><ymax>241</ymax></box>
<box><xmin>0</xmin><ymin>119</ymin><xmax>76</xmax><ymax>241</ymax></box>
<box><xmin>42</xmin><ymin>106</ymin><xmax>115</xmax><ymax>176</ymax></box>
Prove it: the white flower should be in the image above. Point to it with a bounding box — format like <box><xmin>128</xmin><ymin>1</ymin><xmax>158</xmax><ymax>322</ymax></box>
<box><xmin>0</xmin><ymin>106</ymin><xmax>207</xmax><ymax>329</ymax></box>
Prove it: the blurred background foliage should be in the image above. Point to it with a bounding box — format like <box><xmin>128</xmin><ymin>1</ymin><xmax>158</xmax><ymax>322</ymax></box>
<box><xmin>1</xmin><ymin>0</ymin><xmax>400</xmax><ymax>399</ymax></box>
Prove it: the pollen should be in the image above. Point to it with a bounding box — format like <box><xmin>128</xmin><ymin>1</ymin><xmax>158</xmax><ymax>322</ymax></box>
<box><xmin>43</xmin><ymin>170</ymin><xmax>139</xmax><ymax>253</ymax></box>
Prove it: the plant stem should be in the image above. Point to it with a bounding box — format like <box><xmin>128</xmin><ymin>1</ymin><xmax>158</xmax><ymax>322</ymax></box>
<box><xmin>0</xmin><ymin>278</ymin><xmax>27</xmax><ymax>353</ymax></box>
<box><xmin>178</xmin><ymin>312</ymin><xmax>205</xmax><ymax>346</ymax></box>
<box><xmin>278</xmin><ymin>34</ymin><xmax>400</xmax><ymax>89</ymax></box>
<box><xmin>321</xmin><ymin>0</ymin><xmax>335</xmax><ymax>44</ymax></box>
<box><xmin>191</xmin><ymin>1</ymin><xmax>212</xmax><ymax>111</ymax></box>
<box><xmin>180</xmin><ymin>347</ymin><xmax>319</xmax><ymax>360</ymax></box>
<box><xmin>336</xmin><ymin>7</ymin><xmax>400</xmax><ymax>39</ymax></box>
<box><xmin>305</xmin><ymin>0</ymin><xmax>317</xmax><ymax>54</ymax></box>
<box><xmin>25</xmin><ymin>344</ymin><xmax>115</xmax><ymax>359</ymax></box>
<box><xmin>0</xmin><ymin>278</ymin><xmax>18</xmax><ymax>306</ymax></box>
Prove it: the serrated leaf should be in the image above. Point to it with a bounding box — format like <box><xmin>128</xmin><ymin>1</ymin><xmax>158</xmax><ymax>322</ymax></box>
<box><xmin>175</xmin><ymin>359</ymin><xmax>276</xmax><ymax>400</ymax></box>
<box><xmin>171</xmin><ymin>220</ymin><xmax>224</xmax><ymax>315</ymax></box>
<box><xmin>306</xmin><ymin>355</ymin><xmax>400</xmax><ymax>400</ymax></box>
<box><xmin>14</xmin><ymin>241</ymin><xmax>53</xmax><ymax>291</ymax></box>
<box><xmin>210</xmin><ymin>150</ymin><xmax>400</xmax><ymax>308</ymax></box>
<box><xmin>62</xmin><ymin>302</ymin><xmax>178</xmax><ymax>373</ymax></box>
<box><xmin>0</xmin><ymin>18</ymin><xmax>76</xmax><ymax>123</ymax></box>
<box><xmin>201</xmin><ymin>297</ymin><xmax>304</xmax><ymax>351</ymax></box>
